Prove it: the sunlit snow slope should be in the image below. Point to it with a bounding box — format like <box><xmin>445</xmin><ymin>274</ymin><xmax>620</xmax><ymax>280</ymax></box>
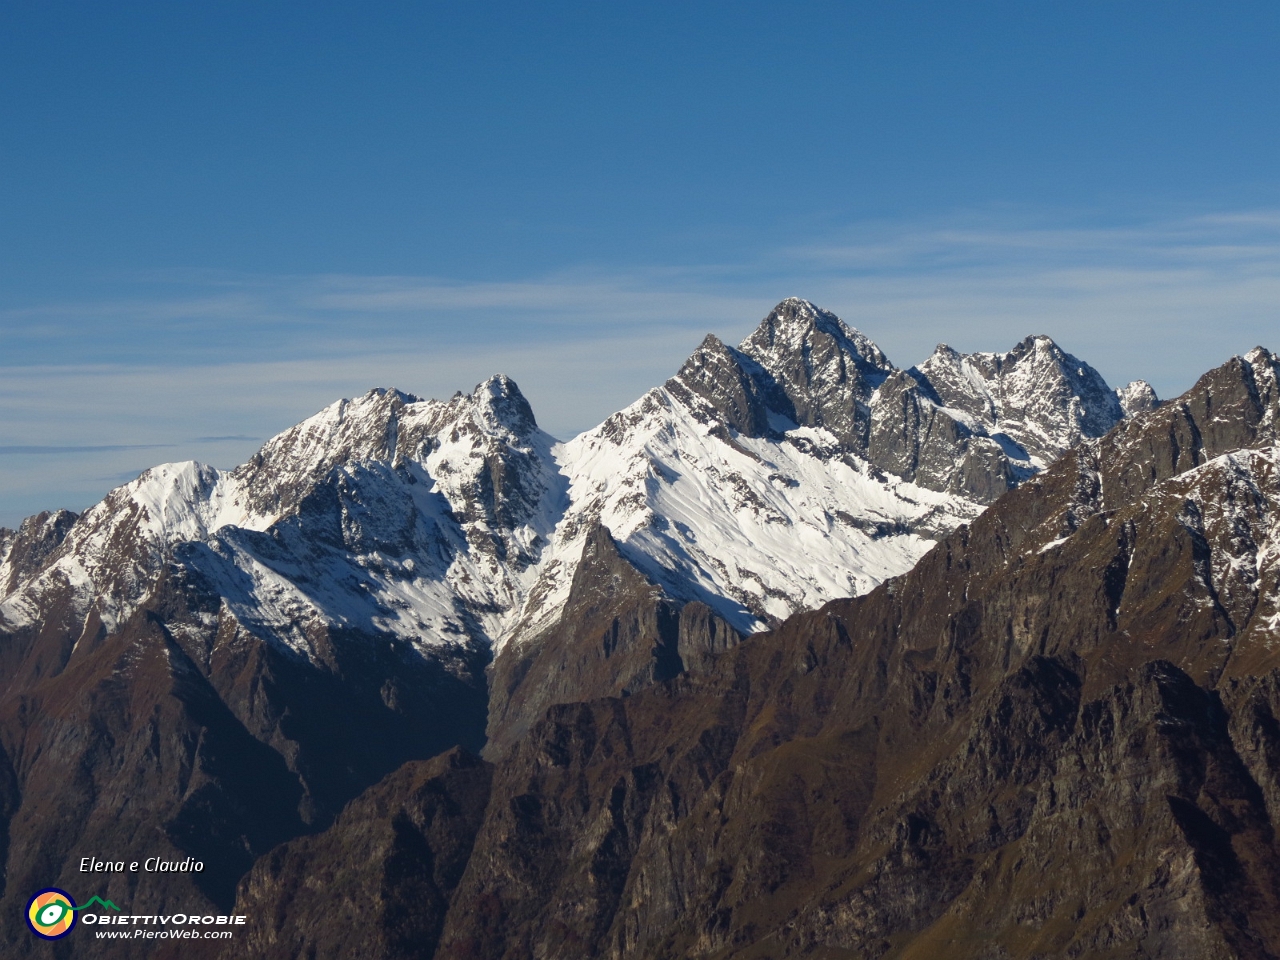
<box><xmin>0</xmin><ymin>299</ymin><xmax>1156</xmax><ymax>660</ymax></box>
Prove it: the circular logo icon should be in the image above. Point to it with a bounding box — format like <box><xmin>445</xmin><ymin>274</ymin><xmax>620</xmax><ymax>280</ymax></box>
<box><xmin>26</xmin><ymin>888</ymin><xmax>77</xmax><ymax>940</ymax></box>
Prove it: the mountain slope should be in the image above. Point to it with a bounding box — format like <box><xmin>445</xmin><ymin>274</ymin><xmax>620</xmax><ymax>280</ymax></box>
<box><xmin>0</xmin><ymin>380</ymin><xmax>559</xmax><ymax>957</ymax></box>
<box><xmin>0</xmin><ymin>299</ymin><xmax>1149</xmax><ymax>668</ymax></box>
<box><xmin>486</xmin><ymin>299</ymin><xmax>1152</xmax><ymax>752</ymax></box>
<box><xmin>0</xmin><ymin>377</ymin><xmax>565</xmax><ymax>664</ymax></box>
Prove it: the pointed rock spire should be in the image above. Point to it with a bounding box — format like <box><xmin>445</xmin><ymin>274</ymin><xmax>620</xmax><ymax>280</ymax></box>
<box><xmin>666</xmin><ymin>334</ymin><xmax>791</xmax><ymax>438</ymax></box>
<box><xmin>905</xmin><ymin>334</ymin><xmax>1124</xmax><ymax>465</ymax></box>
<box><xmin>739</xmin><ymin>297</ymin><xmax>892</xmax><ymax>385</ymax></box>
<box><xmin>472</xmin><ymin>374</ymin><xmax>538</xmax><ymax>436</ymax></box>
<box><xmin>757</xmin><ymin>300</ymin><xmax>889</xmax><ymax>448</ymax></box>
<box><xmin>1116</xmin><ymin>380</ymin><xmax>1161</xmax><ymax>417</ymax></box>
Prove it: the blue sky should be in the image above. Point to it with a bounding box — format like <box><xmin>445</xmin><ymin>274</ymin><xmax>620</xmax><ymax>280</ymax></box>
<box><xmin>3</xmin><ymin>2</ymin><xmax>1280</xmax><ymax>525</ymax></box>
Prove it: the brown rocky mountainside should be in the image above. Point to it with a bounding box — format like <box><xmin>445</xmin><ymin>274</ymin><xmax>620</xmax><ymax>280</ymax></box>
<box><xmin>0</xmin><ymin>560</ymin><xmax>489</xmax><ymax>960</ymax></box>
<box><xmin>223</xmin><ymin>347</ymin><xmax>1280</xmax><ymax>959</ymax></box>
<box><xmin>232</xmin><ymin>748</ymin><xmax>492</xmax><ymax>960</ymax></box>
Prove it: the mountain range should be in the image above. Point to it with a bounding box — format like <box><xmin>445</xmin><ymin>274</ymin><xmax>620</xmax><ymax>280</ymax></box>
<box><xmin>3</xmin><ymin>299</ymin><xmax>1277</xmax><ymax>958</ymax></box>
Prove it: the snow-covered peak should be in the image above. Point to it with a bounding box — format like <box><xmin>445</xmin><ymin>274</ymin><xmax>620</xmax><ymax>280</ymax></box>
<box><xmin>511</xmin><ymin>374</ymin><xmax>978</xmax><ymax>643</ymax></box>
<box><xmin>1</xmin><ymin>297</ymin><xmax>1168</xmax><ymax>670</ymax></box>
<box><xmin>1242</xmin><ymin>347</ymin><xmax>1280</xmax><ymax>431</ymax></box>
<box><xmin>1245</xmin><ymin>346</ymin><xmax>1279</xmax><ymax>391</ymax></box>
<box><xmin>662</xmin><ymin>299</ymin><xmax>898</xmax><ymax>451</ymax></box>
<box><xmin>0</xmin><ymin>508</ymin><xmax>78</xmax><ymax>599</ymax></box>
<box><xmin>1116</xmin><ymin>380</ymin><xmax>1161</xmax><ymax>417</ymax></box>
<box><xmin>498</xmin><ymin>300</ymin><xmax>995</xmax><ymax>643</ymax></box>
<box><xmin>909</xmin><ymin>334</ymin><xmax>1124</xmax><ymax>467</ymax></box>
<box><xmin>227</xmin><ymin>377</ymin><xmax>545</xmax><ymax>523</ymax></box>
<box><xmin>471</xmin><ymin>373</ymin><xmax>538</xmax><ymax>436</ymax></box>
<box><xmin>230</xmin><ymin>387</ymin><xmax>418</xmax><ymax>518</ymax></box>
<box><xmin>121</xmin><ymin>461</ymin><xmax>250</xmax><ymax>538</ymax></box>
<box><xmin>0</xmin><ymin>460</ymin><xmax>253</xmax><ymax>632</ymax></box>
<box><xmin>739</xmin><ymin>297</ymin><xmax>892</xmax><ymax>380</ymax></box>
<box><xmin>0</xmin><ymin>375</ymin><xmax>564</xmax><ymax>654</ymax></box>
<box><xmin>912</xmin><ymin>344</ymin><xmax>998</xmax><ymax>421</ymax></box>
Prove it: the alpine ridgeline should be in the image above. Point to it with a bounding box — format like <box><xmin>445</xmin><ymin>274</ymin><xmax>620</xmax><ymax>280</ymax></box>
<box><xmin>0</xmin><ymin>299</ymin><xmax>1163</xmax><ymax>957</ymax></box>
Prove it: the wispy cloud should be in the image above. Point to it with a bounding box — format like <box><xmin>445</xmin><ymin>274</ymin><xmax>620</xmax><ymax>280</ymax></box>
<box><xmin>3</xmin><ymin>205</ymin><xmax>1279</xmax><ymax>525</ymax></box>
<box><xmin>92</xmin><ymin>469</ymin><xmax>154</xmax><ymax>483</ymax></box>
<box><xmin>0</xmin><ymin>443</ymin><xmax>173</xmax><ymax>455</ymax></box>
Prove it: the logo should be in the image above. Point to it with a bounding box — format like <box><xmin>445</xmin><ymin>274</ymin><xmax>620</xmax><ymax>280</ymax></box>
<box><xmin>25</xmin><ymin>890</ymin><xmax>122</xmax><ymax>939</ymax></box>
<box><xmin>26</xmin><ymin>888</ymin><xmax>78</xmax><ymax>940</ymax></box>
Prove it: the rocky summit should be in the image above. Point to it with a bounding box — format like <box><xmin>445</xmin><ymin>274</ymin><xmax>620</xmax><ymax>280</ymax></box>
<box><xmin>7</xmin><ymin>300</ymin><xmax>1279</xmax><ymax>959</ymax></box>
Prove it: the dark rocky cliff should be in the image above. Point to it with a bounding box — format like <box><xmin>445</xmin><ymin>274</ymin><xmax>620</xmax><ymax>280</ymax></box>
<box><xmin>663</xmin><ymin>300</ymin><xmax>1143</xmax><ymax>507</ymax></box>
<box><xmin>485</xmin><ymin>523</ymin><xmax>743</xmax><ymax>758</ymax></box>
<box><xmin>232</xmin><ymin>748</ymin><xmax>492</xmax><ymax>960</ymax></box>
<box><xmin>0</xmin><ymin>561</ymin><xmax>489</xmax><ymax>960</ymax></box>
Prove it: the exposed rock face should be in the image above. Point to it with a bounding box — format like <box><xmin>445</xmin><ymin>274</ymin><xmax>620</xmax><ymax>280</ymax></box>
<box><xmin>667</xmin><ymin>334</ymin><xmax>787</xmax><ymax>439</ymax></box>
<box><xmin>230</xmin><ymin>748</ymin><xmax>491</xmax><ymax>960</ymax></box>
<box><xmin>737</xmin><ymin>297</ymin><xmax>893</xmax><ymax>448</ymax></box>
<box><xmin>660</xmin><ymin>301</ymin><xmax>1142</xmax><ymax>508</ymax></box>
<box><xmin>654</xmin><ymin>303</ymin><xmax>1154</xmax><ymax>533</ymax></box>
<box><xmin>1117</xmin><ymin>377</ymin><xmax>1162</xmax><ymax>416</ymax></box>
<box><xmin>0</xmin><ymin>509</ymin><xmax>78</xmax><ymax>598</ymax></box>
<box><xmin>910</xmin><ymin>335</ymin><xmax>1124</xmax><ymax>463</ymax></box>
<box><xmin>485</xmin><ymin>524</ymin><xmax>742</xmax><ymax>756</ymax></box>
<box><xmin>667</xmin><ymin>300</ymin><xmax>893</xmax><ymax>450</ymax></box>
<box><xmin>867</xmin><ymin>367</ymin><xmax>1018</xmax><ymax>502</ymax></box>
<box><xmin>0</xmin><ymin>591</ymin><xmax>305</xmax><ymax>932</ymax></box>
<box><xmin>867</xmin><ymin>333</ymin><xmax>1143</xmax><ymax>499</ymax></box>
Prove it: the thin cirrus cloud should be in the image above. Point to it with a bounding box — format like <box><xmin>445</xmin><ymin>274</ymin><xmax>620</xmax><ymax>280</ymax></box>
<box><xmin>778</xmin><ymin>210</ymin><xmax>1280</xmax><ymax>394</ymax></box>
<box><xmin>2</xmin><ymin>207</ymin><xmax>1279</xmax><ymax>525</ymax></box>
<box><xmin>301</xmin><ymin>274</ymin><xmax>757</xmax><ymax>319</ymax></box>
<box><xmin>0</xmin><ymin>443</ymin><xmax>174</xmax><ymax>455</ymax></box>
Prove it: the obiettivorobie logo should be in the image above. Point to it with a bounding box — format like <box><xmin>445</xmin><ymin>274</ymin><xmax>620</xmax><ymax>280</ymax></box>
<box><xmin>26</xmin><ymin>886</ymin><xmax>246</xmax><ymax>942</ymax></box>
<box><xmin>26</xmin><ymin>889</ymin><xmax>121</xmax><ymax>940</ymax></box>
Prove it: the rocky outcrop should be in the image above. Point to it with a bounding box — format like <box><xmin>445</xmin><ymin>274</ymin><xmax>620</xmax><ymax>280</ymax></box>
<box><xmin>666</xmin><ymin>335</ymin><xmax>788</xmax><ymax>439</ymax></box>
<box><xmin>228</xmin><ymin>748</ymin><xmax>491</xmax><ymax>960</ymax></box>
<box><xmin>0</xmin><ymin>508</ymin><xmax>78</xmax><ymax>598</ymax></box>
<box><xmin>660</xmin><ymin>301</ymin><xmax>1141</xmax><ymax>506</ymax></box>
<box><xmin>486</xmin><ymin>524</ymin><xmax>742</xmax><ymax>757</ymax></box>
<box><xmin>866</xmin><ymin>368</ymin><xmax>1016</xmax><ymax>502</ymax></box>
<box><xmin>909</xmin><ymin>335</ymin><xmax>1125</xmax><ymax>463</ymax></box>
<box><xmin>738</xmin><ymin>297</ymin><xmax>893</xmax><ymax>449</ymax></box>
<box><xmin>1117</xmin><ymin>378</ymin><xmax>1162</xmax><ymax>416</ymax></box>
<box><xmin>868</xmin><ymin>333</ymin><xmax>1152</xmax><ymax>499</ymax></box>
